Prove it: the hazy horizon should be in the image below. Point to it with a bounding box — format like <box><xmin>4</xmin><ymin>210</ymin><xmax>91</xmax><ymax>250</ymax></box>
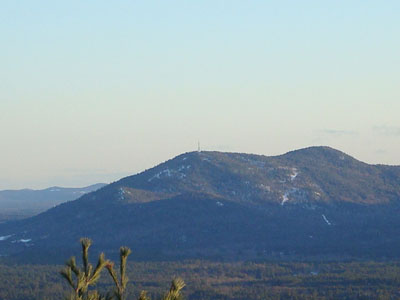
<box><xmin>1</xmin><ymin>1</ymin><xmax>399</xmax><ymax>189</ymax></box>
<box><xmin>1</xmin><ymin>146</ymin><xmax>398</xmax><ymax>190</ymax></box>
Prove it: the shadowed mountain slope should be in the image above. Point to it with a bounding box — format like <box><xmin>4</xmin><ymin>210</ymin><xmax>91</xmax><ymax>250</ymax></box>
<box><xmin>1</xmin><ymin>147</ymin><xmax>400</xmax><ymax>262</ymax></box>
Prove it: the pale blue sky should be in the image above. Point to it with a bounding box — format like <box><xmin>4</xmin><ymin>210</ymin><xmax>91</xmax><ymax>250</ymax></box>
<box><xmin>1</xmin><ymin>1</ymin><xmax>399</xmax><ymax>189</ymax></box>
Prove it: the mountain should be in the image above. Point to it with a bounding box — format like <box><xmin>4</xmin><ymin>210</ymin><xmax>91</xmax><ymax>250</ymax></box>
<box><xmin>1</xmin><ymin>147</ymin><xmax>400</xmax><ymax>262</ymax></box>
<box><xmin>0</xmin><ymin>183</ymin><xmax>107</xmax><ymax>222</ymax></box>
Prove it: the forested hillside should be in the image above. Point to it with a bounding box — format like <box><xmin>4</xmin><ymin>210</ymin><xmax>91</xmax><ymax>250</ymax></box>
<box><xmin>1</xmin><ymin>147</ymin><xmax>400</xmax><ymax>262</ymax></box>
<box><xmin>0</xmin><ymin>260</ymin><xmax>399</xmax><ymax>299</ymax></box>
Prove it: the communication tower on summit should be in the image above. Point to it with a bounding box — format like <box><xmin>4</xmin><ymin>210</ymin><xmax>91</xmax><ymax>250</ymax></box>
<box><xmin>198</xmin><ymin>141</ymin><xmax>201</xmax><ymax>153</ymax></box>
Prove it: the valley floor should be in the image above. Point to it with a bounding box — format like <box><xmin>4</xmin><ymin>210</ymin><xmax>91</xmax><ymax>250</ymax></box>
<box><xmin>0</xmin><ymin>260</ymin><xmax>399</xmax><ymax>299</ymax></box>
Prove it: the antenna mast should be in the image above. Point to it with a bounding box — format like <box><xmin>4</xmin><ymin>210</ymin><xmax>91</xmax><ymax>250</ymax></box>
<box><xmin>198</xmin><ymin>141</ymin><xmax>201</xmax><ymax>153</ymax></box>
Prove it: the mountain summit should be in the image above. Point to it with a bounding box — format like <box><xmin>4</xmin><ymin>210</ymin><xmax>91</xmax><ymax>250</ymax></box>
<box><xmin>1</xmin><ymin>146</ymin><xmax>400</xmax><ymax>262</ymax></box>
<box><xmin>108</xmin><ymin>146</ymin><xmax>400</xmax><ymax>206</ymax></box>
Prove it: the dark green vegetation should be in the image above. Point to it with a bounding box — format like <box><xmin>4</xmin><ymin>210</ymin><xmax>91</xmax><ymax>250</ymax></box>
<box><xmin>1</xmin><ymin>147</ymin><xmax>400</xmax><ymax>262</ymax></box>
<box><xmin>1</xmin><ymin>260</ymin><xmax>400</xmax><ymax>299</ymax></box>
<box><xmin>0</xmin><ymin>184</ymin><xmax>106</xmax><ymax>222</ymax></box>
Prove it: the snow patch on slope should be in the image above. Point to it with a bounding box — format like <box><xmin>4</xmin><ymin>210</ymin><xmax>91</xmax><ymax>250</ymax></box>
<box><xmin>281</xmin><ymin>193</ymin><xmax>289</xmax><ymax>205</ymax></box>
<box><xmin>322</xmin><ymin>214</ymin><xmax>332</xmax><ymax>226</ymax></box>
<box><xmin>148</xmin><ymin>166</ymin><xmax>191</xmax><ymax>182</ymax></box>
<box><xmin>0</xmin><ymin>235</ymin><xmax>12</xmax><ymax>241</ymax></box>
<box><xmin>290</xmin><ymin>168</ymin><xmax>299</xmax><ymax>181</ymax></box>
<box><xmin>281</xmin><ymin>188</ymin><xmax>299</xmax><ymax>206</ymax></box>
<box><xmin>11</xmin><ymin>238</ymin><xmax>32</xmax><ymax>244</ymax></box>
<box><xmin>118</xmin><ymin>188</ymin><xmax>125</xmax><ymax>200</ymax></box>
<box><xmin>19</xmin><ymin>239</ymin><xmax>32</xmax><ymax>243</ymax></box>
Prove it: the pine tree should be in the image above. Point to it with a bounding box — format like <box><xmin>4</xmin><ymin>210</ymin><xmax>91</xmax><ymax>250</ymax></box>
<box><xmin>162</xmin><ymin>278</ymin><xmax>186</xmax><ymax>300</ymax></box>
<box><xmin>106</xmin><ymin>247</ymin><xmax>131</xmax><ymax>300</ymax></box>
<box><xmin>60</xmin><ymin>238</ymin><xmax>109</xmax><ymax>300</ymax></box>
<box><xmin>61</xmin><ymin>238</ymin><xmax>185</xmax><ymax>300</ymax></box>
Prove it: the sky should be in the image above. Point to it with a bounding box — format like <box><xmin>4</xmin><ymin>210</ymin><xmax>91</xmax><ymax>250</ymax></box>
<box><xmin>1</xmin><ymin>1</ymin><xmax>399</xmax><ymax>189</ymax></box>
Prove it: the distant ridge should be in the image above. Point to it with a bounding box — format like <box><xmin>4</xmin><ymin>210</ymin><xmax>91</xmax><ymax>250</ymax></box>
<box><xmin>0</xmin><ymin>183</ymin><xmax>107</xmax><ymax>222</ymax></box>
<box><xmin>1</xmin><ymin>146</ymin><xmax>400</xmax><ymax>262</ymax></box>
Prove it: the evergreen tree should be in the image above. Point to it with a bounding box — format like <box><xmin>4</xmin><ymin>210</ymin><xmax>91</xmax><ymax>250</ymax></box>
<box><xmin>61</xmin><ymin>238</ymin><xmax>185</xmax><ymax>300</ymax></box>
<box><xmin>106</xmin><ymin>247</ymin><xmax>131</xmax><ymax>300</ymax></box>
<box><xmin>60</xmin><ymin>238</ymin><xmax>109</xmax><ymax>300</ymax></box>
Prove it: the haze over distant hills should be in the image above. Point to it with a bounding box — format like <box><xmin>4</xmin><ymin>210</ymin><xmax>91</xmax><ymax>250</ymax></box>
<box><xmin>0</xmin><ymin>183</ymin><xmax>106</xmax><ymax>222</ymax></box>
<box><xmin>1</xmin><ymin>146</ymin><xmax>400</xmax><ymax>262</ymax></box>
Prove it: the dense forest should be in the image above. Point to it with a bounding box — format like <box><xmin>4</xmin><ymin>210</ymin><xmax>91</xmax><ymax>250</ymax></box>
<box><xmin>1</xmin><ymin>260</ymin><xmax>400</xmax><ymax>299</ymax></box>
